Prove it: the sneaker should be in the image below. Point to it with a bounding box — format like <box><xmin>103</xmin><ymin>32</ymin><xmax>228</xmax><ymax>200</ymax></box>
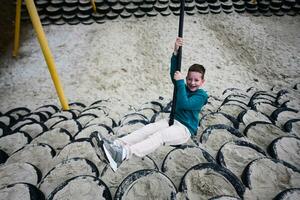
<box><xmin>90</xmin><ymin>131</ymin><xmax>112</xmax><ymax>162</ymax></box>
<box><xmin>102</xmin><ymin>141</ymin><xmax>124</xmax><ymax>172</ymax></box>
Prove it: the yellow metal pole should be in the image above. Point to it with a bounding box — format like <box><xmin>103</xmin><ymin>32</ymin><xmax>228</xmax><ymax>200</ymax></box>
<box><xmin>13</xmin><ymin>0</ymin><xmax>22</xmax><ymax>57</ymax></box>
<box><xmin>91</xmin><ymin>0</ymin><xmax>97</xmax><ymax>13</ymax></box>
<box><xmin>24</xmin><ymin>0</ymin><xmax>70</xmax><ymax>110</ymax></box>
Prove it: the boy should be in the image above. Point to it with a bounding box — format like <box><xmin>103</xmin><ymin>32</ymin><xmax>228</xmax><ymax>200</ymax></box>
<box><xmin>91</xmin><ymin>37</ymin><xmax>208</xmax><ymax>172</ymax></box>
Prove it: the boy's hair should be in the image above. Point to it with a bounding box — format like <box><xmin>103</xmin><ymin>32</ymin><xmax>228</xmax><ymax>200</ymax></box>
<box><xmin>188</xmin><ymin>64</ymin><xmax>205</xmax><ymax>79</ymax></box>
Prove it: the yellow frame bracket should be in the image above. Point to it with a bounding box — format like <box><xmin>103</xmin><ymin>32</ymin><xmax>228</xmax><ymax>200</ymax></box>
<box><xmin>91</xmin><ymin>0</ymin><xmax>97</xmax><ymax>13</ymax></box>
<box><xmin>25</xmin><ymin>0</ymin><xmax>69</xmax><ymax>110</ymax></box>
<box><xmin>13</xmin><ymin>0</ymin><xmax>22</xmax><ymax>57</ymax></box>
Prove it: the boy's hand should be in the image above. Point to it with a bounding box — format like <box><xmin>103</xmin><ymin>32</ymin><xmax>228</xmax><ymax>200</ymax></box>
<box><xmin>174</xmin><ymin>71</ymin><xmax>184</xmax><ymax>80</ymax></box>
<box><xmin>174</xmin><ymin>37</ymin><xmax>183</xmax><ymax>55</ymax></box>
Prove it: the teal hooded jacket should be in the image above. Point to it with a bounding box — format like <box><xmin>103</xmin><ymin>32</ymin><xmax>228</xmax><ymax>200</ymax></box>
<box><xmin>170</xmin><ymin>54</ymin><xmax>208</xmax><ymax>135</ymax></box>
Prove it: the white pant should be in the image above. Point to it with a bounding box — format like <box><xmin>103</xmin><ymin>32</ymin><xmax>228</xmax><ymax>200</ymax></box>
<box><xmin>116</xmin><ymin>119</ymin><xmax>191</xmax><ymax>159</ymax></box>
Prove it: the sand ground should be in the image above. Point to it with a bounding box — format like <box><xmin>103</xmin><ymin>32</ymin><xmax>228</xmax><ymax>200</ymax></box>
<box><xmin>0</xmin><ymin>11</ymin><xmax>299</xmax><ymax>117</ymax></box>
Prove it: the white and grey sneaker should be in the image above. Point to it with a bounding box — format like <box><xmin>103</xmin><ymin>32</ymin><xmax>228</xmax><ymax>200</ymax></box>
<box><xmin>102</xmin><ymin>141</ymin><xmax>124</xmax><ymax>172</ymax></box>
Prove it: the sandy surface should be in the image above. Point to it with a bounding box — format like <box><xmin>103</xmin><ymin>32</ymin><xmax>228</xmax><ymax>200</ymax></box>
<box><xmin>0</xmin><ymin>162</ymin><xmax>39</xmax><ymax>188</ymax></box>
<box><xmin>48</xmin><ymin>175</ymin><xmax>108</xmax><ymax>200</ymax></box>
<box><xmin>183</xmin><ymin>167</ymin><xmax>239</xmax><ymax>199</ymax></box>
<box><xmin>0</xmin><ymin>183</ymin><xmax>31</xmax><ymax>200</ymax></box>
<box><xmin>1</xmin><ymin>13</ymin><xmax>300</xmax><ymax>115</ymax></box>
<box><xmin>243</xmin><ymin>158</ymin><xmax>300</xmax><ymax>199</ymax></box>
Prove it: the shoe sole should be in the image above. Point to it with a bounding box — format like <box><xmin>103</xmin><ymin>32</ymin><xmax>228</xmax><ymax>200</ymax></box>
<box><xmin>103</xmin><ymin>144</ymin><xmax>118</xmax><ymax>172</ymax></box>
<box><xmin>90</xmin><ymin>133</ymin><xmax>108</xmax><ymax>163</ymax></box>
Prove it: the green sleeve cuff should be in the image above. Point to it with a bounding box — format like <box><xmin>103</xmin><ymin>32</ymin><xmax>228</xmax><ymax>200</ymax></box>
<box><xmin>176</xmin><ymin>79</ymin><xmax>185</xmax><ymax>87</ymax></box>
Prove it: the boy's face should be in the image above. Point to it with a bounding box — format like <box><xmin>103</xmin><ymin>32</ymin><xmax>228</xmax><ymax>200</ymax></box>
<box><xmin>186</xmin><ymin>71</ymin><xmax>205</xmax><ymax>92</ymax></box>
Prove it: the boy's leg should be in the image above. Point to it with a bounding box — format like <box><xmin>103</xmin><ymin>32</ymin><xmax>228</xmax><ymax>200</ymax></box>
<box><xmin>127</xmin><ymin>121</ymin><xmax>190</xmax><ymax>158</ymax></box>
<box><xmin>97</xmin><ymin>119</ymin><xmax>170</xmax><ymax>171</ymax></box>
<box><xmin>116</xmin><ymin>119</ymin><xmax>169</xmax><ymax>146</ymax></box>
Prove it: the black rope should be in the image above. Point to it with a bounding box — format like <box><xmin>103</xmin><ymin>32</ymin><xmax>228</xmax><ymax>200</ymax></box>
<box><xmin>169</xmin><ymin>0</ymin><xmax>185</xmax><ymax>126</ymax></box>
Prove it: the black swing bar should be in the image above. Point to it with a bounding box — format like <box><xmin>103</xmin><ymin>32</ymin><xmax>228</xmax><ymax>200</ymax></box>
<box><xmin>169</xmin><ymin>0</ymin><xmax>185</xmax><ymax>126</ymax></box>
